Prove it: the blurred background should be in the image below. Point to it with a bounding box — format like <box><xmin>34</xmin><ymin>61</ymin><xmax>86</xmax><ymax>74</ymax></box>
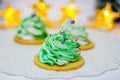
<box><xmin>0</xmin><ymin>0</ymin><xmax>95</xmax><ymax>20</ymax></box>
<box><xmin>96</xmin><ymin>0</ymin><xmax>120</xmax><ymax>12</ymax></box>
<box><xmin>0</xmin><ymin>0</ymin><xmax>120</xmax><ymax>22</ymax></box>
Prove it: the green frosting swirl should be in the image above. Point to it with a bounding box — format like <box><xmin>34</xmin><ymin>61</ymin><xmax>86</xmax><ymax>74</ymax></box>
<box><xmin>38</xmin><ymin>31</ymin><xmax>80</xmax><ymax>66</ymax></box>
<box><xmin>17</xmin><ymin>15</ymin><xmax>47</xmax><ymax>40</ymax></box>
<box><xmin>61</xmin><ymin>19</ymin><xmax>89</xmax><ymax>45</ymax></box>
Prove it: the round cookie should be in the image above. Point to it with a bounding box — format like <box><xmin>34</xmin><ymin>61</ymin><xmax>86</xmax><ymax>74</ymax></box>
<box><xmin>33</xmin><ymin>30</ymin><xmax>85</xmax><ymax>71</ymax></box>
<box><xmin>79</xmin><ymin>41</ymin><xmax>94</xmax><ymax>51</ymax></box>
<box><xmin>14</xmin><ymin>36</ymin><xmax>45</xmax><ymax>45</ymax></box>
<box><xmin>34</xmin><ymin>54</ymin><xmax>84</xmax><ymax>71</ymax></box>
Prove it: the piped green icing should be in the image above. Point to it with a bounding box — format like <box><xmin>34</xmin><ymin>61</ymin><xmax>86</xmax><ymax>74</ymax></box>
<box><xmin>61</xmin><ymin>19</ymin><xmax>89</xmax><ymax>46</ymax></box>
<box><xmin>17</xmin><ymin>15</ymin><xmax>47</xmax><ymax>40</ymax></box>
<box><xmin>38</xmin><ymin>30</ymin><xmax>80</xmax><ymax>66</ymax></box>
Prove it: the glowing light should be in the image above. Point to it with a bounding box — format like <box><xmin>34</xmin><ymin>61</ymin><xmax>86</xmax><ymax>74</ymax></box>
<box><xmin>93</xmin><ymin>3</ymin><xmax>120</xmax><ymax>30</ymax></box>
<box><xmin>60</xmin><ymin>0</ymin><xmax>80</xmax><ymax>22</ymax></box>
<box><xmin>104</xmin><ymin>10</ymin><xmax>109</xmax><ymax>16</ymax></box>
<box><xmin>32</xmin><ymin>0</ymin><xmax>50</xmax><ymax>20</ymax></box>
<box><xmin>0</xmin><ymin>5</ymin><xmax>21</xmax><ymax>27</ymax></box>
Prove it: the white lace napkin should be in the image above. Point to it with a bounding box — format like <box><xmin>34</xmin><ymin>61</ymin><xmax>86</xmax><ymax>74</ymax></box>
<box><xmin>0</xmin><ymin>29</ymin><xmax>120</xmax><ymax>80</ymax></box>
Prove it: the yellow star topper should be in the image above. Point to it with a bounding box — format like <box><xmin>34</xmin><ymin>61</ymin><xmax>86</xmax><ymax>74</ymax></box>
<box><xmin>93</xmin><ymin>3</ymin><xmax>120</xmax><ymax>30</ymax></box>
<box><xmin>0</xmin><ymin>4</ymin><xmax>21</xmax><ymax>27</ymax></box>
<box><xmin>32</xmin><ymin>0</ymin><xmax>50</xmax><ymax>20</ymax></box>
<box><xmin>60</xmin><ymin>0</ymin><xmax>81</xmax><ymax>22</ymax></box>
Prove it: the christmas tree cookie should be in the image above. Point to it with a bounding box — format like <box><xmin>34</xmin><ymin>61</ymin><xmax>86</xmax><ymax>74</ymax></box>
<box><xmin>14</xmin><ymin>14</ymin><xmax>47</xmax><ymax>44</ymax></box>
<box><xmin>61</xmin><ymin>19</ymin><xmax>94</xmax><ymax>50</ymax></box>
<box><xmin>34</xmin><ymin>30</ymin><xmax>84</xmax><ymax>71</ymax></box>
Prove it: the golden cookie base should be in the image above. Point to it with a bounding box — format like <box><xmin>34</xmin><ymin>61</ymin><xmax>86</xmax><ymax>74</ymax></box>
<box><xmin>79</xmin><ymin>41</ymin><xmax>94</xmax><ymax>51</ymax></box>
<box><xmin>14</xmin><ymin>36</ymin><xmax>45</xmax><ymax>45</ymax></box>
<box><xmin>34</xmin><ymin>54</ymin><xmax>84</xmax><ymax>71</ymax></box>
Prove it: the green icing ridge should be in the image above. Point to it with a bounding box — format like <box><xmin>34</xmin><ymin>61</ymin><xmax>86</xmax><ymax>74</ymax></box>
<box><xmin>17</xmin><ymin>15</ymin><xmax>47</xmax><ymax>40</ymax></box>
<box><xmin>61</xmin><ymin>19</ymin><xmax>89</xmax><ymax>45</ymax></box>
<box><xmin>38</xmin><ymin>30</ymin><xmax>80</xmax><ymax>66</ymax></box>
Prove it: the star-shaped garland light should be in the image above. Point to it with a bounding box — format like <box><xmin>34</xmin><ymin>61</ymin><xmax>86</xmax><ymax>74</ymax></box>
<box><xmin>93</xmin><ymin>3</ymin><xmax>120</xmax><ymax>30</ymax></box>
<box><xmin>0</xmin><ymin>4</ymin><xmax>21</xmax><ymax>27</ymax></box>
<box><xmin>32</xmin><ymin>0</ymin><xmax>50</xmax><ymax>20</ymax></box>
<box><xmin>60</xmin><ymin>0</ymin><xmax>80</xmax><ymax>22</ymax></box>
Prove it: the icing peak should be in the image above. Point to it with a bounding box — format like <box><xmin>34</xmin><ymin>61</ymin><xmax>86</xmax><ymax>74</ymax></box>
<box><xmin>17</xmin><ymin>15</ymin><xmax>47</xmax><ymax>40</ymax></box>
<box><xmin>38</xmin><ymin>30</ymin><xmax>80</xmax><ymax>66</ymax></box>
<box><xmin>62</xmin><ymin>19</ymin><xmax>89</xmax><ymax>45</ymax></box>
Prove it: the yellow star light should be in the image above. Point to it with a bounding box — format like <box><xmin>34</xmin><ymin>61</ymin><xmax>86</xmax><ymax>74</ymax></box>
<box><xmin>0</xmin><ymin>4</ymin><xmax>21</xmax><ymax>27</ymax></box>
<box><xmin>60</xmin><ymin>0</ymin><xmax>80</xmax><ymax>22</ymax></box>
<box><xmin>93</xmin><ymin>3</ymin><xmax>120</xmax><ymax>30</ymax></box>
<box><xmin>32</xmin><ymin>0</ymin><xmax>50</xmax><ymax>20</ymax></box>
